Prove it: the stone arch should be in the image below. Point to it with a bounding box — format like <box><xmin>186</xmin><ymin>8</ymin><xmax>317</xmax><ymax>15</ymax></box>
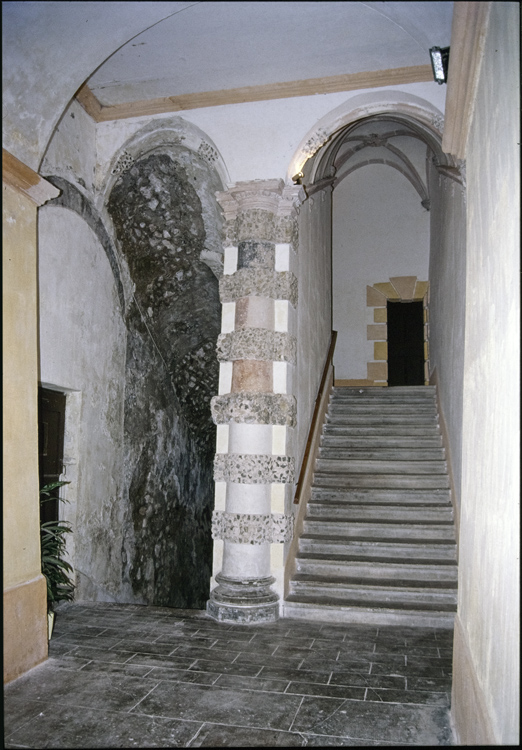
<box><xmin>44</xmin><ymin>176</ymin><xmax>126</xmax><ymax>311</ymax></box>
<box><xmin>104</xmin><ymin>128</ymin><xmax>224</xmax><ymax>609</ymax></box>
<box><xmin>99</xmin><ymin>117</ymin><xmax>229</xmax><ymax>279</ymax></box>
<box><xmin>287</xmin><ymin>90</ymin><xmax>460</xmax><ymax>185</ymax></box>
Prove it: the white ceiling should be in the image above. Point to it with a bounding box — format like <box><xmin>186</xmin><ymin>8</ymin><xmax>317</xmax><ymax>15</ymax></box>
<box><xmin>87</xmin><ymin>2</ymin><xmax>454</xmax><ymax>106</ymax></box>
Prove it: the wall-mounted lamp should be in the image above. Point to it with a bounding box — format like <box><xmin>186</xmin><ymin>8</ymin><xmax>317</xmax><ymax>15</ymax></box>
<box><xmin>429</xmin><ymin>46</ymin><xmax>450</xmax><ymax>84</ymax></box>
<box><xmin>292</xmin><ymin>172</ymin><xmax>304</xmax><ymax>185</ymax></box>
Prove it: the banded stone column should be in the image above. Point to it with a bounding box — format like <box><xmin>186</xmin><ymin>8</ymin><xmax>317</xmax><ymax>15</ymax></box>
<box><xmin>207</xmin><ymin>179</ymin><xmax>301</xmax><ymax>623</ymax></box>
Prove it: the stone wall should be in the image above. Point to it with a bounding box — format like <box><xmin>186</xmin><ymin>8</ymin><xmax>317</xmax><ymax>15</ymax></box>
<box><xmin>108</xmin><ymin>151</ymin><xmax>221</xmax><ymax>608</ymax></box>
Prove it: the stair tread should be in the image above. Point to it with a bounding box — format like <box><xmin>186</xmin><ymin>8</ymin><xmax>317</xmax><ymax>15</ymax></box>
<box><xmin>297</xmin><ymin>553</ymin><xmax>457</xmax><ymax>565</ymax></box>
<box><xmin>292</xmin><ymin>574</ymin><xmax>457</xmax><ymax>590</ymax></box>
<box><xmin>285</xmin><ymin>594</ymin><xmax>457</xmax><ymax>613</ymax></box>
<box><xmin>302</xmin><ymin>536</ymin><xmax>456</xmax><ymax>546</ymax></box>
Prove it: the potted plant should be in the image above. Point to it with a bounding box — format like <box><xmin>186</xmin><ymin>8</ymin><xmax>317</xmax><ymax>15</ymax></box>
<box><xmin>40</xmin><ymin>481</ymin><xmax>75</xmax><ymax>638</ymax></box>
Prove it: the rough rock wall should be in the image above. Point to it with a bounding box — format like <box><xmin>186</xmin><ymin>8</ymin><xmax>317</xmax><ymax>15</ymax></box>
<box><xmin>108</xmin><ymin>152</ymin><xmax>220</xmax><ymax>608</ymax></box>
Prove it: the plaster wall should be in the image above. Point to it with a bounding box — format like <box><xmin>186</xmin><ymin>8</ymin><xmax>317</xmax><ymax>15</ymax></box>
<box><xmin>296</xmin><ymin>188</ymin><xmax>333</xmax><ymax>473</ymax></box>
<box><xmin>38</xmin><ymin>206</ymin><xmax>128</xmax><ymax>601</ymax></box>
<box><xmin>427</xmin><ymin>167</ymin><xmax>466</xmax><ymax>513</ymax></box>
<box><xmin>452</xmin><ymin>2</ymin><xmax>520</xmax><ymax>744</ymax></box>
<box><xmin>332</xmin><ymin>164</ymin><xmax>429</xmax><ymax>380</ymax></box>
<box><xmin>41</xmin><ymin>99</ymin><xmax>98</xmax><ymax>200</ymax></box>
<box><xmin>93</xmin><ymin>83</ymin><xmax>446</xmax><ymax>188</ymax></box>
<box><xmin>2</xmin><ymin>1</ymin><xmax>190</xmax><ymax>171</ymax></box>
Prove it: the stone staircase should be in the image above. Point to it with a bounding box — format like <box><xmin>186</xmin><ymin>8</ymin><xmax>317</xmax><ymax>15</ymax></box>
<box><xmin>284</xmin><ymin>386</ymin><xmax>458</xmax><ymax>628</ymax></box>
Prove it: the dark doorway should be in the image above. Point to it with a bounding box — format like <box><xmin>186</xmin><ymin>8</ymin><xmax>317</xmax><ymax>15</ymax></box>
<box><xmin>387</xmin><ymin>301</ymin><xmax>425</xmax><ymax>386</ymax></box>
<box><xmin>38</xmin><ymin>387</ymin><xmax>66</xmax><ymax>524</ymax></box>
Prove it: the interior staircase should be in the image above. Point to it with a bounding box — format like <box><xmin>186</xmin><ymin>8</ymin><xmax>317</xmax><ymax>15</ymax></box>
<box><xmin>284</xmin><ymin>385</ymin><xmax>457</xmax><ymax>628</ymax></box>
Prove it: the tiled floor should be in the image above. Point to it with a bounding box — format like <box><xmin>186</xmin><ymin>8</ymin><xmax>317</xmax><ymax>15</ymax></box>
<box><xmin>4</xmin><ymin>603</ymin><xmax>455</xmax><ymax>747</ymax></box>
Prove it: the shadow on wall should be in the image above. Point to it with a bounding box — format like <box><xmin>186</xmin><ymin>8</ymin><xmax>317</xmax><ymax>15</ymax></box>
<box><xmin>108</xmin><ymin>152</ymin><xmax>221</xmax><ymax>608</ymax></box>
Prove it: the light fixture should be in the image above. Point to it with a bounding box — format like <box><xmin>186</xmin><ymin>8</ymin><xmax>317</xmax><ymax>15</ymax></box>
<box><xmin>429</xmin><ymin>46</ymin><xmax>450</xmax><ymax>84</ymax></box>
<box><xmin>292</xmin><ymin>171</ymin><xmax>304</xmax><ymax>185</ymax></box>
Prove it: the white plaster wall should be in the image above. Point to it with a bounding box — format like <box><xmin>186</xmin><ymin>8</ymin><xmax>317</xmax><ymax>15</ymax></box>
<box><xmin>40</xmin><ymin>98</ymin><xmax>98</xmax><ymax>200</ymax></box>
<box><xmin>296</xmin><ymin>189</ymin><xmax>333</xmax><ymax>471</ymax></box>
<box><xmin>332</xmin><ymin>164</ymin><xmax>430</xmax><ymax>380</ymax></box>
<box><xmin>38</xmin><ymin>206</ymin><xmax>128</xmax><ymax>602</ymax></box>
<box><xmin>2</xmin><ymin>1</ymin><xmax>189</xmax><ymax>170</ymax></box>
<box><xmin>93</xmin><ymin>83</ymin><xmax>446</xmax><ymax>188</ymax></box>
<box><xmin>428</xmin><ymin>167</ymin><xmax>466</xmax><ymax>510</ymax></box>
<box><xmin>457</xmin><ymin>2</ymin><xmax>520</xmax><ymax>744</ymax></box>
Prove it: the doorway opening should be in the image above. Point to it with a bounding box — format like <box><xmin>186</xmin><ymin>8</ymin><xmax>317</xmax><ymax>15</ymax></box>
<box><xmin>38</xmin><ymin>387</ymin><xmax>66</xmax><ymax>525</ymax></box>
<box><xmin>387</xmin><ymin>300</ymin><xmax>425</xmax><ymax>386</ymax></box>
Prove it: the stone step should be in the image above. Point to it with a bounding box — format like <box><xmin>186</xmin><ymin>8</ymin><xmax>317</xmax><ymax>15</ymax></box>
<box><xmin>289</xmin><ymin>577</ymin><xmax>458</xmax><ymax>608</ymax></box>
<box><xmin>329</xmin><ymin>406</ymin><xmax>438</xmax><ymax>417</ymax></box>
<box><xmin>315</xmin><ymin>458</ymin><xmax>447</xmax><ymax>475</ymax></box>
<box><xmin>330</xmin><ymin>399</ymin><xmax>437</xmax><ymax>409</ymax></box>
<box><xmin>321</xmin><ymin>435</ymin><xmax>443</xmax><ymax>448</ymax></box>
<box><xmin>306</xmin><ymin>503</ymin><xmax>454</xmax><ymax>523</ymax></box>
<box><xmin>332</xmin><ymin>385</ymin><xmax>436</xmax><ymax>398</ymax></box>
<box><xmin>302</xmin><ymin>519</ymin><xmax>456</xmax><ymax>541</ymax></box>
<box><xmin>298</xmin><ymin>536</ymin><xmax>457</xmax><ymax>562</ymax></box>
<box><xmin>313</xmin><ymin>473</ymin><xmax>451</xmax><ymax>489</ymax></box>
<box><xmin>319</xmin><ymin>447</ymin><xmax>446</xmax><ymax>460</ymax></box>
<box><xmin>282</xmin><ymin>599</ymin><xmax>455</xmax><ymax>628</ymax></box>
<box><xmin>295</xmin><ymin>557</ymin><xmax>458</xmax><ymax>582</ymax></box>
<box><xmin>323</xmin><ymin>425</ymin><xmax>442</xmax><ymax>436</ymax></box>
<box><xmin>311</xmin><ymin>487</ymin><xmax>452</xmax><ymax>504</ymax></box>
<box><xmin>327</xmin><ymin>414</ymin><xmax>439</xmax><ymax>426</ymax></box>
<box><xmin>331</xmin><ymin>393</ymin><xmax>436</xmax><ymax>404</ymax></box>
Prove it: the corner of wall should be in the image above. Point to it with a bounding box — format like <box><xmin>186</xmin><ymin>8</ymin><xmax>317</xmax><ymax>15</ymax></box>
<box><xmin>451</xmin><ymin>614</ymin><xmax>497</xmax><ymax>745</ymax></box>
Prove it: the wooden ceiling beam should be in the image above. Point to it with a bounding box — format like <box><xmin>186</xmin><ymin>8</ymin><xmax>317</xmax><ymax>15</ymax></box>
<box><xmin>76</xmin><ymin>65</ymin><xmax>434</xmax><ymax>123</ymax></box>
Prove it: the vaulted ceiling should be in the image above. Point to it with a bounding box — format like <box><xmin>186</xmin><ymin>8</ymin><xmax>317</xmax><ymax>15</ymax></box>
<box><xmin>86</xmin><ymin>2</ymin><xmax>453</xmax><ymax>106</ymax></box>
<box><xmin>2</xmin><ymin>1</ymin><xmax>453</xmax><ymax>168</ymax></box>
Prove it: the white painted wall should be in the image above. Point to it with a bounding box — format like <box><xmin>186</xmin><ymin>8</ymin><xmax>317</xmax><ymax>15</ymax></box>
<box><xmin>332</xmin><ymin>163</ymin><xmax>430</xmax><ymax>380</ymax></box>
<box><xmin>38</xmin><ymin>206</ymin><xmax>128</xmax><ymax>602</ymax></box>
<box><xmin>296</xmin><ymin>188</ymin><xmax>333</xmax><ymax>468</ymax></box>
<box><xmin>428</xmin><ymin>166</ymin><xmax>466</xmax><ymax>512</ymax></box>
<box><xmin>93</xmin><ymin>83</ymin><xmax>446</xmax><ymax>189</ymax></box>
<box><xmin>456</xmin><ymin>2</ymin><xmax>520</xmax><ymax>743</ymax></box>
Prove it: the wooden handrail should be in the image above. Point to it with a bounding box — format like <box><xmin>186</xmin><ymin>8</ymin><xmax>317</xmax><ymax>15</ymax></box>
<box><xmin>294</xmin><ymin>331</ymin><xmax>337</xmax><ymax>504</ymax></box>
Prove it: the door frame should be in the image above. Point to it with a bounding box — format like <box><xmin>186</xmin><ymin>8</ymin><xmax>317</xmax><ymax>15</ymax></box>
<box><xmin>366</xmin><ymin>275</ymin><xmax>429</xmax><ymax>386</ymax></box>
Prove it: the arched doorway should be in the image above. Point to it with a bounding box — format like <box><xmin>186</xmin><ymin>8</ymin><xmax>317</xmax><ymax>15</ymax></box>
<box><xmin>295</xmin><ymin>107</ymin><xmax>459</xmax><ymax>389</ymax></box>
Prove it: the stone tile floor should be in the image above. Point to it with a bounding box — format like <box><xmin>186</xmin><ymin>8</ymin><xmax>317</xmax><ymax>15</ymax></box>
<box><xmin>3</xmin><ymin>603</ymin><xmax>455</xmax><ymax>747</ymax></box>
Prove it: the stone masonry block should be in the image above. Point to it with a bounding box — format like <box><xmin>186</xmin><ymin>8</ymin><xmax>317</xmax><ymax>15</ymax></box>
<box><xmin>220</xmin><ymin>269</ymin><xmax>298</xmax><ymax>308</ymax></box>
<box><xmin>217</xmin><ymin>329</ymin><xmax>296</xmax><ymax>364</ymax></box>
<box><xmin>374</xmin><ymin>341</ymin><xmax>388</xmax><ymax>360</ymax></box>
<box><xmin>231</xmin><ymin>360</ymin><xmax>272</xmax><ymax>392</ymax></box>
<box><xmin>373</xmin><ymin>282</ymin><xmax>400</xmax><ymax>300</ymax></box>
<box><xmin>213</xmin><ymin>454</ymin><xmax>295</xmax><ymax>484</ymax></box>
<box><xmin>211</xmin><ymin>392</ymin><xmax>297</xmax><ymax>426</ymax></box>
<box><xmin>414</xmin><ymin>280</ymin><xmax>430</xmax><ymax>300</ymax></box>
<box><xmin>366</xmin><ymin>285</ymin><xmax>387</xmax><ymax>306</ymax></box>
<box><xmin>237</xmin><ymin>240</ymin><xmax>275</xmax><ymax>270</ymax></box>
<box><xmin>368</xmin><ymin>361</ymin><xmax>388</xmax><ymax>381</ymax></box>
<box><xmin>235</xmin><ymin>296</ymin><xmax>274</xmax><ymax>330</ymax></box>
<box><xmin>211</xmin><ymin>511</ymin><xmax>294</xmax><ymax>544</ymax></box>
<box><xmin>374</xmin><ymin>307</ymin><xmax>387</xmax><ymax>323</ymax></box>
<box><xmin>367</xmin><ymin>324</ymin><xmax>387</xmax><ymax>340</ymax></box>
<box><xmin>390</xmin><ymin>276</ymin><xmax>418</xmax><ymax>300</ymax></box>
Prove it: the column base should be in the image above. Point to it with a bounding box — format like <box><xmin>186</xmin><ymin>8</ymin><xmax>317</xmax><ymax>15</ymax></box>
<box><xmin>206</xmin><ymin>573</ymin><xmax>279</xmax><ymax>624</ymax></box>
